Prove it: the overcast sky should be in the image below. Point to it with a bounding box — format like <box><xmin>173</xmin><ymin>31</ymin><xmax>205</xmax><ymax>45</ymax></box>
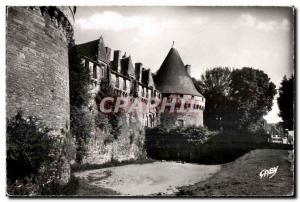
<box><xmin>74</xmin><ymin>6</ymin><xmax>294</xmax><ymax>123</ymax></box>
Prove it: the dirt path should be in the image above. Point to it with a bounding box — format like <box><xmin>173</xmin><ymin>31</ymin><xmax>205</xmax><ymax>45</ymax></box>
<box><xmin>177</xmin><ymin>149</ymin><xmax>294</xmax><ymax>196</ymax></box>
<box><xmin>74</xmin><ymin>162</ymin><xmax>220</xmax><ymax>196</ymax></box>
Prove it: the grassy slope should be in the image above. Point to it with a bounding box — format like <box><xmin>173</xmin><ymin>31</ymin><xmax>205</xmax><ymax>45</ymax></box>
<box><xmin>177</xmin><ymin>149</ymin><xmax>294</xmax><ymax>197</ymax></box>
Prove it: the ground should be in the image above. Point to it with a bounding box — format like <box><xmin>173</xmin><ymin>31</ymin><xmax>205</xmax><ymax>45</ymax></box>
<box><xmin>177</xmin><ymin>149</ymin><xmax>294</xmax><ymax>196</ymax></box>
<box><xmin>74</xmin><ymin>162</ymin><xmax>220</xmax><ymax>196</ymax></box>
<box><xmin>72</xmin><ymin>149</ymin><xmax>294</xmax><ymax>197</ymax></box>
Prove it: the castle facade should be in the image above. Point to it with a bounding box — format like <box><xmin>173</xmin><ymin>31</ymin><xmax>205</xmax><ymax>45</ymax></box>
<box><xmin>6</xmin><ymin>6</ymin><xmax>205</xmax><ymax>183</ymax></box>
<box><xmin>75</xmin><ymin>37</ymin><xmax>205</xmax><ymax>128</ymax></box>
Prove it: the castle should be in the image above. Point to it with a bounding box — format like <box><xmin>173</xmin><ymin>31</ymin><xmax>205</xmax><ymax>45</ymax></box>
<box><xmin>6</xmin><ymin>6</ymin><xmax>205</xmax><ymax>184</ymax></box>
<box><xmin>75</xmin><ymin>37</ymin><xmax>205</xmax><ymax>128</ymax></box>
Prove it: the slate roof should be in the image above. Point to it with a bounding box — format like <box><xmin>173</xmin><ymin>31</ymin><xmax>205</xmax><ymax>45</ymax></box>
<box><xmin>120</xmin><ymin>56</ymin><xmax>135</xmax><ymax>77</ymax></box>
<box><xmin>154</xmin><ymin>47</ymin><xmax>203</xmax><ymax>97</ymax></box>
<box><xmin>75</xmin><ymin>36</ymin><xmax>109</xmax><ymax>63</ymax></box>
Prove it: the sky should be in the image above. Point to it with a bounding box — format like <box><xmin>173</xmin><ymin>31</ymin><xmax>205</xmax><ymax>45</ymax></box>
<box><xmin>74</xmin><ymin>6</ymin><xmax>294</xmax><ymax>123</ymax></box>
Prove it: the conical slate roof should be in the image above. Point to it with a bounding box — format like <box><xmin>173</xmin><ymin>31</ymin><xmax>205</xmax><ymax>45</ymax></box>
<box><xmin>154</xmin><ymin>47</ymin><xmax>202</xmax><ymax>97</ymax></box>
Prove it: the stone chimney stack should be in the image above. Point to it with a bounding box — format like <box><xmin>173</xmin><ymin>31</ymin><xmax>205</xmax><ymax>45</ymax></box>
<box><xmin>135</xmin><ymin>63</ymin><xmax>143</xmax><ymax>81</ymax></box>
<box><xmin>121</xmin><ymin>57</ymin><xmax>129</xmax><ymax>76</ymax></box>
<box><xmin>112</xmin><ymin>50</ymin><xmax>121</xmax><ymax>72</ymax></box>
<box><xmin>105</xmin><ymin>47</ymin><xmax>111</xmax><ymax>61</ymax></box>
<box><xmin>141</xmin><ymin>68</ymin><xmax>151</xmax><ymax>86</ymax></box>
<box><xmin>185</xmin><ymin>64</ymin><xmax>191</xmax><ymax>76</ymax></box>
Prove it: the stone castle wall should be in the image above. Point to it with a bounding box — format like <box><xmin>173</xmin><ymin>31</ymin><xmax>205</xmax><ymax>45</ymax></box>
<box><xmin>82</xmin><ymin>110</ymin><xmax>147</xmax><ymax>165</ymax></box>
<box><xmin>6</xmin><ymin>6</ymin><xmax>73</xmax><ymax>135</ymax></box>
<box><xmin>6</xmin><ymin>6</ymin><xmax>74</xmax><ymax>184</ymax></box>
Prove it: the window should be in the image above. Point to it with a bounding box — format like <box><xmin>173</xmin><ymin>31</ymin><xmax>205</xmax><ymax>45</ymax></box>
<box><xmin>180</xmin><ymin>94</ymin><xmax>183</xmax><ymax>98</ymax></box>
<box><xmin>116</xmin><ymin>76</ymin><xmax>119</xmax><ymax>88</ymax></box>
<box><xmin>93</xmin><ymin>64</ymin><xmax>97</xmax><ymax>79</ymax></box>
<box><xmin>123</xmin><ymin>78</ymin><xmax>126</xmax><ymax>90</ymax></box>
<box><xmin>99</xmin><ymin>66</ymin><xmax>105</xmax><ymax>79</ymax></box>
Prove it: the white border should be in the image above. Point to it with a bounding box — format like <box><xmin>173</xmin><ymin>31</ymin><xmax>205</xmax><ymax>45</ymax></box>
<box><xmin>0</xmin><ymin>0</ymin><xmax>298</xmax><ymax>201</ymax></box>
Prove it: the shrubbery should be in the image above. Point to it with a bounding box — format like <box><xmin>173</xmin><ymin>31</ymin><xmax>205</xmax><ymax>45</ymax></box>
<box><xmin>70</xmin><ymin>106</ymin><xmax>93</xmax><ymax>164</ymax></box>
<box><xmin>145</xmin><ymin>125</ymin><xmax>217</xmax><ymax>163</ymax></box>
<box><xmin>145</xmin><ymin>125</ymin><xmax>275</xmax><ymax>164</ymax></box>
<box><xmin>7</xmin><ymin>111</ymin><xmax>63</xmax><ymax>195</ymax></box>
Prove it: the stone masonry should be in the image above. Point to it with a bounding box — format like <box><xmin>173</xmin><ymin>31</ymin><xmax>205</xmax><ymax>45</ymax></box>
<box><xmin>6</xmin><ymin>6</ymin><xmax>75</xmax><ymax>184</ymax></box>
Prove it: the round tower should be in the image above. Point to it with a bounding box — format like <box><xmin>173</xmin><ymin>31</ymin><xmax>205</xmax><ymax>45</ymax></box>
<box><xmin>154</xmin><ymin>46</ymin><xmax>205</xmax><ymax>128</ymax></box>
<box><xmin>7</xmin><ymin>6</ymin><xmax>75</xmax><ymax>133</ymax></box>
<box><xmin>6</xmin><ymin>6</ymin><xmax>75</xmax><ymax>183</ymax></box>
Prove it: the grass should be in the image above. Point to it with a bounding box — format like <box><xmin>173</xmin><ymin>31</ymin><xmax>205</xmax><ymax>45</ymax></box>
<box><xmin>176</xmin><ymin>149</ymin><xmax>294</xmax><ymax>196</ymax></box>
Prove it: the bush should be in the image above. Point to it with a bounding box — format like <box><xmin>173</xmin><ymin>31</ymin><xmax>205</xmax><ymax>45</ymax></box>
<box><xmin>6</xmin><ymin>111</ymin><xmax>63</xmax><ymax>195</ymax></box>
<box><xmin>70</xmin><ymin>106</ymin><xmax>93</xmax><ymax>164</ymax></box>
<box><xmin>145</xmin><ymin>125</ymin><xmax>217</xmax><ymax>162</ymax></box>
<box><xmin>7</xmin><ymin>111</ymin><xmax>56</xmax><ymax>183</ymax></box>
<box><xmin>145</xmin><ymin>126</ymin><xmax>275</xmax><ymax>164</ymax></box>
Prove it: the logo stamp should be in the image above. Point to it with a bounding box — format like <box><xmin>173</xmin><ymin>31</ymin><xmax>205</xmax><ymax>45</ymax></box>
<box><xmin>259</xmin><ymin>166</ymin><xmax>279</xmax><ymax>179</ymax></box>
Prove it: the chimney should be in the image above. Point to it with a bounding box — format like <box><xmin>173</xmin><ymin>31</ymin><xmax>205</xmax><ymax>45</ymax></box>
<box><xmin>185</xmin><ymin>64</ymin><xmax>191</xmax><ymax>76</ymax></box>
<box><xmin>105</xmin><ymin>47</ymin><xmax>111</xmax><ymax>61</ymax></box>
<box><xmin>141</xmin><ymin>68</ymin><xmax>150</xmax><ymax>86</ymax></box>
<box><xmin>135</xmin><ymin>63</ymin><xmax>143</xmax><ymax>81</ymax></box>
<box><xmin>120</xmin><ymin>57</ymin><xmax>129</xmax><ymax>76</ymax></box>
<box><xmin>112</xmin><ymin>50</ymin><xmax>121</xmax><ymax>72</ymax></box>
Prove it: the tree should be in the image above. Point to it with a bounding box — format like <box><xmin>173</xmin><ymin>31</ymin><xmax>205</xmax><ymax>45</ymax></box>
<box><xmin>195</xmin><ymin>67</ymin><xmax>232</xmax><ymax>129</ymax></box>
<box><xmin>228</xmin><ymin>67</ymin><xmax>276</xmax><ymax>129</ymax></box>
<box><xmin>196</xmin><ymin>67</ymin><xmax>276</xmax><ymax>130</ymax></box>
<box><xmin>277</xmin><ymin>75</ymin><xmax>294</xmax><ymax>130</ymax></box>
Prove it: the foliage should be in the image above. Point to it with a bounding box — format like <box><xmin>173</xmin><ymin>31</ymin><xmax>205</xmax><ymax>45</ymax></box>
<box><xmin>62</xmin><ymin>129</ymin><xmax>77</xmax><ymax>162</ymax></box>
<box><xmin>7</xmin><ymin>111</ymin><xmax>56</xmax><ymax>183</ymax></box>
<box><xmin>229</xmin><ymin>67</ymin><xmax>276</xmax><ymax>129</ymax></box>
<box><xmin>195</xmin><ymin>67</ymin><xmax>276</xmax><ymax>130</ymax></box>
<box><xmin>69</xmin><ymin>47</ymin><xmax>91</xmax><ymax>107</ymax></box>
<box><xmin>145</xmin><ymin>125</ymin><xmax>217</xmax><ymax>162</ymax></box>
<box><xmin>6</xmin><ymin>111</ymin><xmax>66</xmax><ymax>195</ymax></box>
<box><xmin>70</xmin><ymin>106</ymin><xmax>93</xmax><ymax>164</ymax></box>
<box><xmin>94</xmin><ymin>113</ymin><xmax>115</xmax><ymax>145</ymax></box>
<box><xmin>195</xmin><ymin>67</ymin><xmax>232</xmax><ymax>129</ymax></box>
<box><xmin>69</xmin><ymin>47</ymin><xmax>94</xmax><ymax>164</ymax></box>
<box><xmin>277</xmin><ymin>75</ymin><xmax>294</xmax><ymax>130</ymax></box>
<box><xmin>95</xmin><ymin>78</ymin><xmax>122</xmax><ymax>139</ymax></box>
<box><xmin>146</xmin><ymin>125</ymin><xmax>216</xmax><ymax>143</ymax></box>
<box><xmin>7</xmin><ymin>174</ymin><xmax>80</xmax><ymax>196</ymax></box>
<box><xmin>146</xmin><ymin>125</ymin><xmax>275</xmax><ymax>164</ymax></box>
